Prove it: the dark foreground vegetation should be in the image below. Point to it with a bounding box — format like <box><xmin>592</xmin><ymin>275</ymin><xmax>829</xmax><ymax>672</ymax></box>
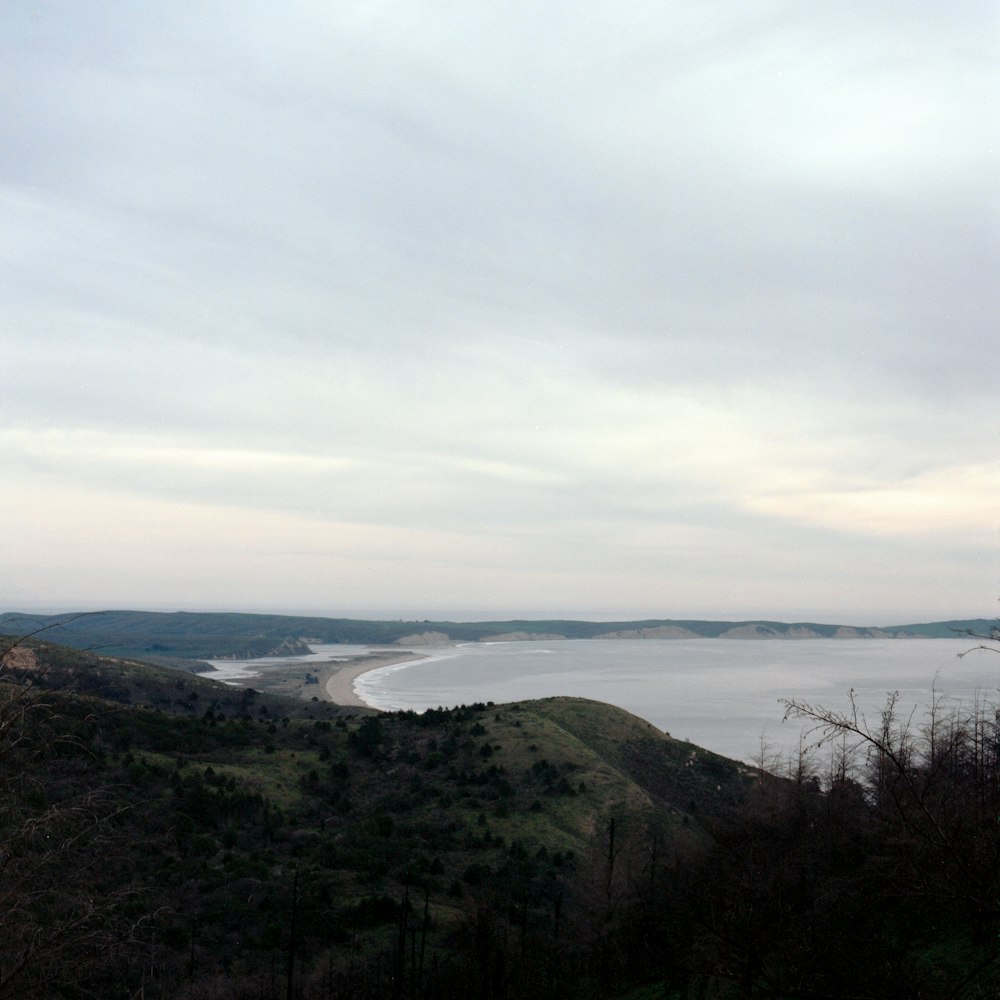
<box><xmin>2</xmin><ymin>627</ymin><xmax>999</xmax><ymax>998</ymax></box>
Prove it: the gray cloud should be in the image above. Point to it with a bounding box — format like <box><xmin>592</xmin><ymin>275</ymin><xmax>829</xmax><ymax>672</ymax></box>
<box><xmin>3</xmin><ymin>2</ymin><xmax>997</xmax><ymax>621</ymax></box>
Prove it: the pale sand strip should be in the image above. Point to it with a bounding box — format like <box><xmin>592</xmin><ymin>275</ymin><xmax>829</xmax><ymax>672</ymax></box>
<box><xmin>320</xmin><ymin>651</ymin><xmax>428</xmax><ymax>708</ymax></box>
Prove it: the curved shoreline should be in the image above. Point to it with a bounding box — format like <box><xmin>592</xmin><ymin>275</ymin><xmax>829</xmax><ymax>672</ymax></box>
<box><xmin>318</xmin><ymin>650</ymin><xmax>428</xmax><ymax>708</ymax></box>
<box><xmin>200</xmin><ymin>648</ymin><xmax>430</xmax><ymax>708</ymax></box>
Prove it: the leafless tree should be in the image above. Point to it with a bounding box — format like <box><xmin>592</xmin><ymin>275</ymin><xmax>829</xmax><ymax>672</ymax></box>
<box><xmin>782</xmin><ymin>687</ymin><xmax>1000</xmax><ymax>919</ymax></box>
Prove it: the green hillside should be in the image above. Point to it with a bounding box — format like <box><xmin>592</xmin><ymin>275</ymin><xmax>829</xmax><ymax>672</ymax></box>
<box><xmin>2</xmin><ymin>629</ymin><xmax>998</xmax><ymax>999</ymax></box>
<box><xmin>0</xmin><ymin>633</ymin><xmax>746</xmax><ymax>998</ymax></box>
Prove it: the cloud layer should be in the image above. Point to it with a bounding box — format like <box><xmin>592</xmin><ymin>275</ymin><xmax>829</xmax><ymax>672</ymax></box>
<box><xmin>3</xmin><ymin>2</ymin><xmax>997</xmax><ymax>622</ymax></box>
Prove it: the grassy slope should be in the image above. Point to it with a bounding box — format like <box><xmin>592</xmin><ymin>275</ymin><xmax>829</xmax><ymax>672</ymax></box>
<box><xmin>6</xmin><ymin>633</ymin><xmax>994</xmax><ymax>998</ymax></box>
<box><xmin>2</xmin><ymin>637</ymin><xmax>744</xmax><ymax>959</ymax></box>
<box><xmin>0</xmin><ymin>649</ymin><xmax>502</xmax><ymax>988</ymax></box>
<box><xmin>530</xmin><ymin>697</ymin><xmax>754</xmax><ymax>816</ymax></box>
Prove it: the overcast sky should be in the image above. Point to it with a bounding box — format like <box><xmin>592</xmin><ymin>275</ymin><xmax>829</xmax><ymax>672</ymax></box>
<box><xmin>3</xmin><ymin>2</ymin><xmax>998</xmax><ymax>624</ymax></box>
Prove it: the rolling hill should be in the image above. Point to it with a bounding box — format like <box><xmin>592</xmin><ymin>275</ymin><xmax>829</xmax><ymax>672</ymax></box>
<box><xmin>3</xmin><ymin>621</ymin><xmax>998</xmax><ymax>998</ymax></box>
<box><xmin>0</xmin><ymin>631</ymin><xmax>753</xmax><ymax>998</ymax></box>
<box><xmin>2</xmin><ymin>608</ymin><xmax>991</xmax><ymax>663</ymax></box>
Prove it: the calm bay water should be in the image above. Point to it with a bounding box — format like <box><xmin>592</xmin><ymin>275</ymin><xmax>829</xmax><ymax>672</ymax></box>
<box><xmin>354</xmin><ymin>638</ymin><xmax>1000</xmax><ymax>764</ymax></box>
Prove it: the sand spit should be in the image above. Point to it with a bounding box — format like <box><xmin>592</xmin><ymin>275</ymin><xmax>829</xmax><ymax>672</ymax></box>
<box><xmin>240</xmin><ymin>650</ymin><xmax>428</xmax><ymax>709</ymax></box>
<box><xmin>320</xmin><ymin>651</ymin><xmax>427</xmax><ymax>708</ymax></box>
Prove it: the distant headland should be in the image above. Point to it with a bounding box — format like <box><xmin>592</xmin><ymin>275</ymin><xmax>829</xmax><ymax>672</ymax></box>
<box><xmin>1</xmin><ymin>609</ymin><xmax>992</xmax><ymax>663</ymax></box>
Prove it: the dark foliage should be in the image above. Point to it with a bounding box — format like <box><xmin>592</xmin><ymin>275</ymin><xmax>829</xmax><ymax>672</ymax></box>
<box><xmin>2</xmin><ymin>627</ymin><xmax>999</xmax><ymax>998</ymax></box>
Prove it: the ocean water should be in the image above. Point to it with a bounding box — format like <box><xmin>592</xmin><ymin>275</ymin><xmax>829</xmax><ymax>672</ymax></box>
<box><xmin>353</xmin><ymin>638</ymin><xmax>1000</xmax><ymax>764</ymax></box>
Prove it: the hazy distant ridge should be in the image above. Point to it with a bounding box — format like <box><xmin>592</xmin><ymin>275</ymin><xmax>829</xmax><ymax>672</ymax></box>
<box><xmin>1</xmin><ymin>610</ymin><xmax>991</xmax><ymax>662</ymax></box>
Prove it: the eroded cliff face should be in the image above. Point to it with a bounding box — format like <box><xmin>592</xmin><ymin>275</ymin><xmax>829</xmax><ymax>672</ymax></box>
<box><xmin>386</xmin><ymin>624</ymin><xmax>931</xmax><ymax>646</ymax></box>
<box><xmin>393</xmin><ymin>631</ymin><xmax>452</xmax><ymax>646</ymax></box>
<box><xmin>783</xmin><ymin>625</ymin><xmax>823</xmax><ymax>639</ymax></box>
<box><xmin>481</xmin><ymin>632</ymin><xmax>568</xmax><ymax>642</ymax></box>
<box><xmin>593</xmin><ymin>625</ymin><xmax>700</xmax><ymax>640</ymax></box>
<box><xmin>832</xmin><ymin>626</ymin><xmax>894</xmax><ymax>639</ymax></box>
<box><xmin>717</xmin><ymin>624</ymin><xmax>782</xmax><ymax>639</ymax></box>
<box><xmin>596</xmin><ymin>624</ymin><xmax>899</xmax><ymax>640</ymax></box>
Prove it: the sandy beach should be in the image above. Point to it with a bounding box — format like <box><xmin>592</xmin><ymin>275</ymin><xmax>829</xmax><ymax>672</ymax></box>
<box><xmin>319</xmin><ymin>651</ymin><xmax>427</xmax><ymax>708</ymax></box>
<box><xmin>202</xmin><ymin>647</ymin><xmax>429</xmax><ymax>708</ymax></box>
